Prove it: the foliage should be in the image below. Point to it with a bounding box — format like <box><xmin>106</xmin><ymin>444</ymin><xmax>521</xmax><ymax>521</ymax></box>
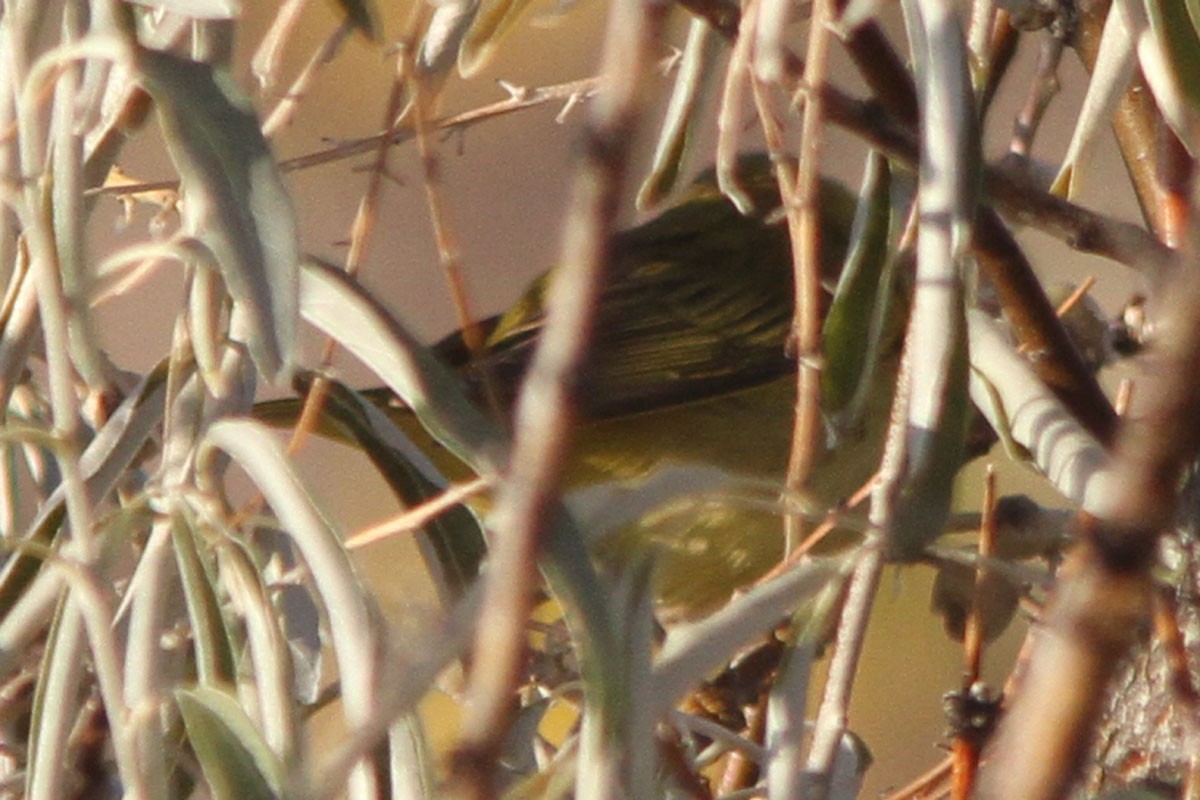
<box><xmin>0</xmin><ymin>0</ymin><xmax>1198</xmax><ymax>799</ymax></box>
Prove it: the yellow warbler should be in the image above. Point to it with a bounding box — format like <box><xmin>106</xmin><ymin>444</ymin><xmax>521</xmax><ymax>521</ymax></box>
<box><xmin>264</xmin><ymin>156</ymin><xmax>905</xmax><ymax>614</ymax></box>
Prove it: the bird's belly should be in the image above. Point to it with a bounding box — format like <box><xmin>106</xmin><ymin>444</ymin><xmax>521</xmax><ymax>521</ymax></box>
<box><xmin>569</xmin><ymin>378</ymin><xmax>797</xmax><ymax>486</ymax></box>
<box><xmin>569</xmin><ymin>374</ymin><xmax>893</xmax><ymax>617</ymax></box>
<box><xmin>568</xmin><ymin>375</ymin><xmax>888</xmax><ymax>505</ymax></box>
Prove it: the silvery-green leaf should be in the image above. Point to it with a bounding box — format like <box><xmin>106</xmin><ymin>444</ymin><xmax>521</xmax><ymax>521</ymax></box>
<box><xmin>215</xmin><ymin>537</ymin><xmax>298</xmax><ymax>764</ymax></box>
<box><xmin>50</xmin><ymin>64</ymin><xmax>109</xmax><ymax>390</ymax></box>
<box><xmin>135</xmin><ymin>48</ymin><xmax>298</xmax><ymax>383</ymax></box>
<box><xmin>298</xmin><ymin>258</ymin><xmax>507</xmax><ymax>476</ymax></box>
<box><xmin>0</xmin><ymin>361</ymin><xmax>174</xmax><ymax>619</ymax></box>
<box><xmin>389</xmin><ymin>714</ymin><xmax>437</xmax><ymax>800</ymax></box>
<box><xmin>889</xmin><ymin>0</ymin><xmax>977</xmax><ymax>560</ymax></box>
<box><xmin>637</xmin><ymin>18</ymin><xmax>719</xmax><ymax>210</ymax></box>
<box><xmin>294</xmin><ymin>261</ymin><xmax>619</xmax><ymax>742</ymax></box>
<box><xmin>653</xmin><ymin>557</ymin><xmax>846</xmax><ymax>710</ymax></box>
<box><xmin>203</xmin><ymin>418</ymin><xmax>380</xmax><ymax>798</ymax></box>
<box><xmin>287</xmin><ymin>375</ymin><xmax>486</xmax><ymax>603</ymax></box>
<box><xmin>836</xmin><ymin>0</ymin><xmax>886</xmax><ymax>34</ymax></box>
<box><xmin>26</xmin><ymin>603</ymin><xmax>86</xmax><ymax>800</ymax></box>
<box><xmin>418</xmin><ymin>0</ymin><xmax>479</xmax><ymax>76</ymax></box>
<box><xmin>176</xmin><ymin>685</ymin><xmax>285</xmax><ymax>800</ymax></box>
<box><xmin>828</xmin><ymin>732</ymin><xmax>872</xmax><ymax>800</ymax></box>
<box><xmin>129</xmin><ymin>0</ymin><xmax>241</xmax><ymax>18</ymax></box>
<box><xmin>1135</xmin><ymin>28</ymin><xmax>1196</xmax><ymax>149</ymax></box>
<box><xmin>1052</xmin><ymin>2</ymin><xmax>1137</xmax><ymax>197</ymax></box>
<box><xmin>764</xmin><ymin>642</ymin><xmax>815</xmax><ymax>800</ymax></box>
<box><xmin>171</xmin><ymin>510</ymin><xmax>237</xmax><ymax>687</ymax></box>
<box><xmin>188</xmin><ymin>260</ymin><xmax>230</xmax><ymax>394</ymax></box>
<box><xmin>966</xmin><ymin>310</ymin><xmax>1107</xmax><ymax>508</ymax></box>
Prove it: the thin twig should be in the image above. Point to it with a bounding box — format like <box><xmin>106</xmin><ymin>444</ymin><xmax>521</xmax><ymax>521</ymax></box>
<box><xmin>950</xmin><ymin>466</ymin><xmax>997</xmax><ymax>800</ymax></box>
<box><xmin>811</xmin><ymin>60</ymin><xmax>1175</xmax><ymax>277</ymax></box>
<box><xmin>963</xmin><ymin>468</ymin><xmax>995</xmax><ymax>686</ymax></box>
<box><xmin>14</xmin><ymin>39</ymin><xmax>147</xmax><ymax>793</ymax></box>
<box><xmin>977</xmin><ymin>11</ymin><xmax>1021</xmax><ymax>114</ymax></box>
<box><xmin>410</xmin><ymin>65</ymin><xmax>486</xmax><ymax>356</ymax></box>
<box><xmin>836</xmin><ymin>5</ymin><xmax>919</xmax><ymax>126</ymax></box>
<box><xmin>716</xmin><ymin>694</ymin><xmax>767</xmax><ymax>793</ymax></box>
<box><xmin>801</xmin><ymin>540</ymin><xmax>886</xmax><ymax>800</ymax></box>
<box><xmin>714</xmin><ymin>0</ymin><xmax>757</xmax><ymax>213</ymax></box>
<box><xmin>89</xmin><ymin>66</ymin><xmax>1172</xmax><ymax>283</ymax></box>
<box><xmin>283</xmin><ymin>48</ymin><xmax>411</xmax><ymax>463</ymax></box>
<box><xmin>261</xmin><ymin>19</ymin><xmax>352</xmax><ymax>138</ymax></box>
<box><xmin>250</xmin><ymin>0</ymin><xmax>311</xmax><ymax>92</ymax></box>
<box><xmin>884</xmin><ymin>756</ymin><xmax>953</xmax><ymax>800</ymax></box>
<box><xmin>447</xmin><ymin>1</ymin><xmax>667</xmax><ymax>796</ymax></box>
<box><xmin>346</xmin><ymin>476</ymin><xmax>490</xmax><ymax>549</ymax></box>
<box><xmin>1157</xmin><ymin>128</ymin><xmax>1195</xmax><ymax>251</ymax></box>
<box><xmin>784</xmin><ymin>0</ymin><xmax>836</xmax><ymax>546</ymax></box>
<box><xmin>85</xmin><ymin>76</ymin><xmax>603</xmax><ymax>198</ymax></box>
<box><xmin>1009</xmin><ymin>33</ymin><xmax>1064</xmax><ymax>157</ymax></box>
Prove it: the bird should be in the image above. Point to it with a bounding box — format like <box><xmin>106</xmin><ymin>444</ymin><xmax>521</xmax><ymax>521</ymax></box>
<box><xmin>261</xmin><ymin>155</ymin><xmax>907</xmax><ymax>615</ymax></box>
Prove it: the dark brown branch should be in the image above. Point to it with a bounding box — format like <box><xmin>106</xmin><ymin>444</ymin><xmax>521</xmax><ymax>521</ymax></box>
<box><xmin>972</xmin><ymin>210</ymin><xmax>1118</xmax><ymax>444</ymax></box>
<box><xmin>838</xmin><ymin>14</ymin><xmax>918</xmax><ymax>127</ymax></box>
<box><xmin>819</xmin><ymin>87</ymin><xmax>1175</xmax><ymax>278</ymax></box>
<box><xmin>983</xmin><ymin>157</ymin><xmax>1175</xmax><ymax>278</ymax></box>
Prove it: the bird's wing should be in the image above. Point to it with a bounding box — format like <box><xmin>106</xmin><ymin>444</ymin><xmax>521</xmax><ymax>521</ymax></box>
<box><xmin>461</xmin><ymin>204</ymin><xmax>797</xmax><ymax>419</ymax></box>
<box><xmin>442</xmin><ymin>173</ymin><xmax>857</xmax><ymax>420</ymax></box>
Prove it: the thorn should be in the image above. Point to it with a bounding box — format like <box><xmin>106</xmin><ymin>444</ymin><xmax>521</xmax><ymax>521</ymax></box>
<box><xmin>497</xmin><ymin>79</ymin><xmax>530</xmax><ymax>102</ymax></box>
<box><xmin>556</xmin><ymin>92</ymin><xmax>585</xmax><ymax>124</ymax></box>
<box><xmin>659</xmin><ymin>47</ymin><xmax>683</xmax><ymax>75</ymax></box>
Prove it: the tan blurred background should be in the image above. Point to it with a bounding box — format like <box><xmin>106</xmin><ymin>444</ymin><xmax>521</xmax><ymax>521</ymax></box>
<box><xmin>85</xmin><ymin>1</ymin><xmax>1146</xmax><ymax>794</ymax></box>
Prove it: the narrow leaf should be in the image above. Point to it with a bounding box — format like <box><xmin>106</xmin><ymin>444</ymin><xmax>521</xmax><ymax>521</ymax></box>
<box><xmin>203</xmin><ymin>419</ymin><xmax>378</xmax><ymax>720</ymax></box>
<box><xmin>172</xmin><ymin>510</ymin><xmax>237</xmax><ymax>686</ymax></box>
<box><xmin>132</xmin><ymin>0</ymin><xmax>242</xmax><ymax>18</ymax></box>
<box><xmin>821</xmin><ymin>152</ymin><xmax>895</xmax><ymax>423</ymax></box>
<box><xmin>889</xmin><ymin>0</ymin><xmax>977</xmax><ymax>559</ymax></box>
<box><xmin>295</xmin><ymin>261</ymin><xmax>623</xmax><ymax>749</ymax></box>
<box><xmin>26</xmin><ymin>601</ymin><xmax>86</xmax><ymax>800</ymax></box>
<box><xmin>653</xmin><ymin>557</ymin><xmax>845</xmax><ymax>709</ymax></box>
<box><xmin>288</xmin><ymin>375</ymin><xmax>487</xmax><ymax>602</ymax></box>
<box><xmin>0</xmin><ymin>361</ymin><xmax>173</xmax><ymax>618</ymax></box>
<box><xmin>1145</xmin><ymin>0</ymin><xmax>1200</xmax><ymax>116</ymax></box>
<box><xmin>298</xmin><ymin>258</ymin><xmax>507</xmax><ymax>476</ymax></box>
<box><xmin>135</xmin><ymin>48</ymin><xmax>299</xmax><ymax>382</ymax></box>
<box><xmin>1052</xmin><ymin>2</ymin><xmax>1137</xmax><ymax>197</ymax></box>
<box><xmin>637</xmin><ymin>19</ymin><xmax>719</xmax><ymax>210</ymax></box>
<box><xmin>204</xmin><ymin>418</ymin><xmax>381</xmax><ymax>798</ymax></box>
<box><xmin>215</xmin><ymin>538</ymin><xmax>298</xmax><ymax>764</ymax></box>
<box><xmin>418</xmin><ymin>0</ymin><xmax>479</xmax><ymax>76</ymax></box>
<box><xmin>176</xmin><ymin>685</ymin><xmax>285</xmax><ymax>800</ymax></box>
<box><xmin>966</xmin><ymin>311</ymin><xmax>1108</xmax><ymax>508</ymax></box>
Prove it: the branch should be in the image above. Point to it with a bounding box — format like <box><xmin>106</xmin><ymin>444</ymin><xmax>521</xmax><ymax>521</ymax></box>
<box><xmin>978</xmin><ymin>240</ymin><xmax>1200</xmax><ymax>800</ymax></box>
<box><xmin>447</xmin><ymin>8</ymin><xmax>666</xmax><ymax>800</ymax></box>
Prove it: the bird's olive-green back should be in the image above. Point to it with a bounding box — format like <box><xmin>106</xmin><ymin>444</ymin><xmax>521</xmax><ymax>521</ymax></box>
<box><xmin>451</xmin><ymin>157</ymin><xmax>860</xmax><ymax>420</ymax></box>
